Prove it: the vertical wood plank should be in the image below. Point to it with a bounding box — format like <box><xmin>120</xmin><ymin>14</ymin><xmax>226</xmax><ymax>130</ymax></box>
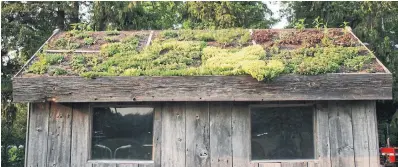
<box><xmin>250</xmin><ymin>162</ymin><xmax>259</xmax><ymax>167</ymax></box>
<box><xmin>259</xmin><ymin>163</ymin><xmax>281</xmax><ymax>167</ymax></box>
<box><xmin>306</xmin><ymin>161</ymin><xmax>318</xmax><ymax>167</ymax></box>
<box><xmin>316</xmin><ymin>102</ymin><xmax>331</xmax><ymax>167</ymax></box>
<box><xmin>117</xmin><ymin>164</ymin><xmax>138</xmax><ymax>167</ymax></box>
<box><xmin>161</xmin><ymin>102</ymin><xmax>186</xmax><ymax>167</ymax></box>
<box><xmin>232</xmin><ymin>102</ymin><xmax>250</xmax><ymax>167</ymax></box>
<box><xmin>71</xmin><ymin>103</ymin><xmax>92</xmax><ymax>167</ymax></box>
<box><xmin>153</xmin><ymin>103</ymin><xmax>162</xmax><ymax>167</ymax></box>
<box><xmin>351</xmin><ymin>101</ymin><xmax>370</xmax><ymax>167</ymax></box>
<box><xmin>280</xmin><ymin>162</ymin><xmax>307</xmax><ymax>167</ymax></box>
<box><xmin>47</xmin><ymin>102</ymin><xmax>73</xmax><ymax>167</ymax></box>
<box><xmin>24</xmin><ymin>103</ymin><xmax>31</xmax><ymax>167</ymax></box>
<box><xmin>92</xmin><ymin>163</ymin><xmax>117</xmax><ymax>167</ymax></box>
<box><xmin>138</xmin><ymin>163</ymin><xmax>154</xmax><ymax>167</ymax></box>
<box><xmin>210</xmin><ymin>102</ymin><xmax>232</xmax><ymax>167</ymax></box>
<box><xmin>27</xmin><ymin>103</ymin><xmax>50</xmax><ymax>167</ymax></box>
<box><xmin>366</xmin><ymin>101</ymin><xmax>379</xmax><ymax>167</ymax></box>
<box><xmin>328</xmin><ymin>101</ymin><xmax>355</xmax><ymax>167</ymax></box>
<box><xmin>186</xmin><ymin>102</ymin><xmax>210</xmax><ymax>167</ymax></box>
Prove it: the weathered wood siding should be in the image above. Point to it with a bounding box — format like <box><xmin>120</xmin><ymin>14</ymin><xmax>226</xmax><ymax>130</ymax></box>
<box><xmin>13</xmin><ymin>74</ymin><xmax>393</xmax><ymax>103</ymax></box>
<box><xmin>26</xmin><ymin>101</ymin><xmax>378</xmax><ymax>167</ymax></box>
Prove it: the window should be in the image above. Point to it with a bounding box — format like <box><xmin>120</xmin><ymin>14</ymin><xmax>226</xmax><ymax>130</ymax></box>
<box><xmin>251</xmin><ymin>105</ymin><xmax>314</xmax><ymax>160</ymax></box>
<box><xmin>91</xmin><ymin>106</ymin><xmax>154</xmax><ymax>160</ymax></box>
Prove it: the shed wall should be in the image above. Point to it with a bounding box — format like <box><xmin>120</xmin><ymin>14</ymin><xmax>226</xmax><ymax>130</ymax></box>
<box><xmin>25</xmin><ymin>101</ymin><xmax>378</xmax><ymax>167</ymax></box>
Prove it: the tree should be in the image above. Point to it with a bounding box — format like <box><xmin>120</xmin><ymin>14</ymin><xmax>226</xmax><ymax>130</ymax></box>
<box><xmin>1</xmin><ymin>1</ymin><xmax>80</xmax><ymax>166</ymax></box>
<box><xmin>90</xmin><ymin>1</ymin><xmax>182</xmax><ymax>30</ymax></box>
<box><xmin>89</xmin><ymin>2</ymin><xmax>277</xmax><ymax>30</ymax></box>
<box><xmin>181</xmin><ymin>1</ymin><xmax>277</xmax><ymax>29</ymax></box>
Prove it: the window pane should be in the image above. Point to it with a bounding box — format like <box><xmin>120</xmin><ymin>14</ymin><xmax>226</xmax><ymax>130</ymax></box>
<box><xmin>91</xmin><ymin>107</ymin><xmax>153</xmax><ymax>160</ymax></box>
<box><xmin>251</xmin><ymin>106</ymin><xmax>314</xmax><ymax>160</ymax></box>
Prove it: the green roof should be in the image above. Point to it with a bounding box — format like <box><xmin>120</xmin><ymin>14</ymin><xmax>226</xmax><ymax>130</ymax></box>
<box><xmin>21</xmin><ymin>28</ymin><xmax>386</xmax><ymax>81</ymax></box>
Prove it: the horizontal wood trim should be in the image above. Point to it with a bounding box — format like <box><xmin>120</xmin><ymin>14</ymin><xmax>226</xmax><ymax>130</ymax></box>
<box><xmin>12</xmin><ymin>73</ymin><xmax>392</xmax><ymax>102</ymax></box>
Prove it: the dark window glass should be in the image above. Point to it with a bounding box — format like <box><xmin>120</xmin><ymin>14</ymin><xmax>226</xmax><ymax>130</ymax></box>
<box><xmin>91</xmin><ymin>107</ymin><xmax>153</xmax><ymax>160</ymax></box>
<box><xmin>251</xmin><ymin>106</ymin><xmax>314</xmax><ymax>160</ymax></box>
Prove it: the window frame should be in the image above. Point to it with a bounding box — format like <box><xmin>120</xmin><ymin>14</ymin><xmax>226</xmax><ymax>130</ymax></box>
<box><xmin>249</xmin><ymin>103</ymin><xmax>317</xmax><ymax>163</ymax></box>
<box><xmin>87</xmin><ymin>103</ymin><xmax>156</xmax><ymax>164</ymax></box>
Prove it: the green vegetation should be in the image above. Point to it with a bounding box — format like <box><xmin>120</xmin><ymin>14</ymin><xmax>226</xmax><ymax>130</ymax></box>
<box><xmin>100</xmin><ymin>35</ymin><xmax>142</xmax><ymax>57</ymax></box>
<box><xmin>44</xmin><ymin>54</ymin><xmax>64</xmax><ymax>65</ymax></box>
<box><xmin>160</xmin><ymin>29</ymin><xmax>251</xmax><ymax>47</ymax></box>
<box><xmin>49</xmin><ymin>68</ymin><xmax>67</xmax><ymax>76</ymax></box>
<box><xmin>28</xmin><ymin>54</ymin><xmax>64</xmax><ymax>74</ymax></box>
<box><xmin>74</xmin><ymin>32</ymin><xmax>91</xmax><ymax>39</ymax></box>
<box><xmin>84</xmin><ymin>37</ymin><xmax>95</xmax><ymax>45</ymax></box>
<box><xmin>53</xmin><ymin>37</ymin><xmax>81</xmax><ymax>50</ymax></box>
<box><xmin>344</xmin><ymin>55</ymin><xmax>373</xmax><ymax>71</ymax></box>
<box><xmin>104</xmin><ymin>37</ymin><xmax>119</xmax><ymax>43</ymax></box>
<box><xmin>29</xmin><ymin>30</ymin><xmax>376</xmax><ymax>81</ymax></box>
<box><xmin>105</xmin><ymin>31</ymin><xmax>120</xmax><ymax>36</ymax></box>
<box><xmin>67</xmin><ymin>42</ymin><xmax>80</xmax><ymax>50</ymax></box>
<box><xmin>294</xmin><ymin>19</ymin><xmax>306</xmax><ymax>31</ymax></box>
<box><xmin>2</xmin><ymin>2</ymin><xmax>396</xmax><ymax>166</ymax></box>
<box><xmin>54</xmin><ymin>37</ymin><xmax>68</xmax><ymax>48</ymax></box>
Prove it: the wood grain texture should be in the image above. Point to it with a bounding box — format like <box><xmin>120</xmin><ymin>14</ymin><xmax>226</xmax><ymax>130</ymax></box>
<box><xmin>328</xmin><ymin>101</ymin><xmax>355</xmax><ymax>167</ymax></box>
<box><xmin>92</xmin><ymin>163</ymin><xmax>117</xmax><ymax>167</ymax></box>
<box><xmin>71</xmin><ymin>103</ymin><xmax>91</xmax><ymax>167</ymax></box>
<box><xmin>161</xmin><ymin>102</ymin><xmax>186</xmax><ymax>167</ymax></box>
<box><xmin>46</xmin><ymin>102</ymin><xmax>73</xmax><ymax>167</ymax></box>
<box><xmin>138</xmin><ymin>163</ymin><xmax>154</xmax><ymax>167</ymax></box>
<box><xmin>259</xmin><ymin>163</ymin><xmax>281</xmax><ymax>167</ymax></box>
<box><xmin>365</xmin><ymin>101</ymin><xmax>379</xmax><ymax>167</ymax></box>
<box><xmin>232</xmin><ymin>102</ymin><xmax>250</xmax><ymax>167</ymax></box>
<box><xmin>24</xmin><ymin>103</ymin><xmax>31</xmax><ymax>167</ymax></box>
<box><xmin>13</xmin><ymin>74</ymin><xmax>392</xmax><ymax>103</ymax></box>
<box><xmin>306</xmin><ymin>162</ymin><xmax>317</xmax><ymax>167</ymax></box>
<box><xmin>351</xmin><ymin>101</ymin><xmax>370</xmax><ymax>167</ymax></box>
<box><xmin>250</xmin><ymin>162</ymin><xmax>259</xmax><ymax>167</ymax></box>
<box><xmin>210</xmin><ymin>102</ymin><xmax>232</xmax><ymax>167</ymax></box>
<box><xmin>185</xmin><ymin>102</ymin><xmax>210</xmax><ymax>167</ymax></box>
<box><xmin>153</xmin><ymin>103</ymin><xmax>162</xmax><ymax>167</ymax></box>
<box><xmin>316</xmin><ymin>102</ymin><xmax>331</xmax><ymax>167</ymax></box>
<box><xmin>116</xmin><ymin>164</ymin><xmax>138</xmax><ymax>167</ymax></box>
<box><xmin>280</xmin><ymin>162</ymin><xmax>307</xmax><ymax>167</ymax></box>
<box><xmin>26</xmin><ymin>103</ymin><xmax>50</xmax><ymax>167</ymax></box>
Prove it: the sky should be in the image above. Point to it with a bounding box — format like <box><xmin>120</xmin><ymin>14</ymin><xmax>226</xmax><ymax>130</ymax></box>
<box><xmin>266</xmin><ymin>1</ymin><xmax>289</xmax><ymax>28</ymax></box>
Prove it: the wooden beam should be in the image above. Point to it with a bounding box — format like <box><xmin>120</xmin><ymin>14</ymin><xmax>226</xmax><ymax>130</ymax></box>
<box><xmin>12</xmin><ymin>73</ymin><xmax>392</xmax><ymax>103</ymax></box>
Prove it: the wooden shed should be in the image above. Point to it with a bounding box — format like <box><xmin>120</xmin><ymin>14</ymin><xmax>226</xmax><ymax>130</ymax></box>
<box><xmin>13</xmin><ymin>28</ymin><xmax>392</xmax><ymax>167</ymax></box>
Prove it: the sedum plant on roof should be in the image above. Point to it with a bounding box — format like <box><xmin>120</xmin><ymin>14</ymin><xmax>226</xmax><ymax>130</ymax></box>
<box><xmin>26</xmin><ymin>28</ymin><xmax>382</xmax><ymax>81</ymax></box>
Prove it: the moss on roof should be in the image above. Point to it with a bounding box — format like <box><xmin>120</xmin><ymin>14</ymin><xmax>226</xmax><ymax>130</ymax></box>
<box><xmin>24</xmin><ymin>28</ymin><xmax>385</xmax><ymax>81</ymax></box>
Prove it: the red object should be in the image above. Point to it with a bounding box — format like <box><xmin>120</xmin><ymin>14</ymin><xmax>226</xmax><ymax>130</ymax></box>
<box><xmin>380</xmin><ymin>147</ymin><xmax>398</xmax><ymax>164</ymax></box>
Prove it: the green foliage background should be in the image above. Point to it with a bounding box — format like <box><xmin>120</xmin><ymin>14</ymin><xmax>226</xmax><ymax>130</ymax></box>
<box><xmin>1</xmin><ymin>1</ymin><xmax>397</xmax><ymax>166</ymax></box>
